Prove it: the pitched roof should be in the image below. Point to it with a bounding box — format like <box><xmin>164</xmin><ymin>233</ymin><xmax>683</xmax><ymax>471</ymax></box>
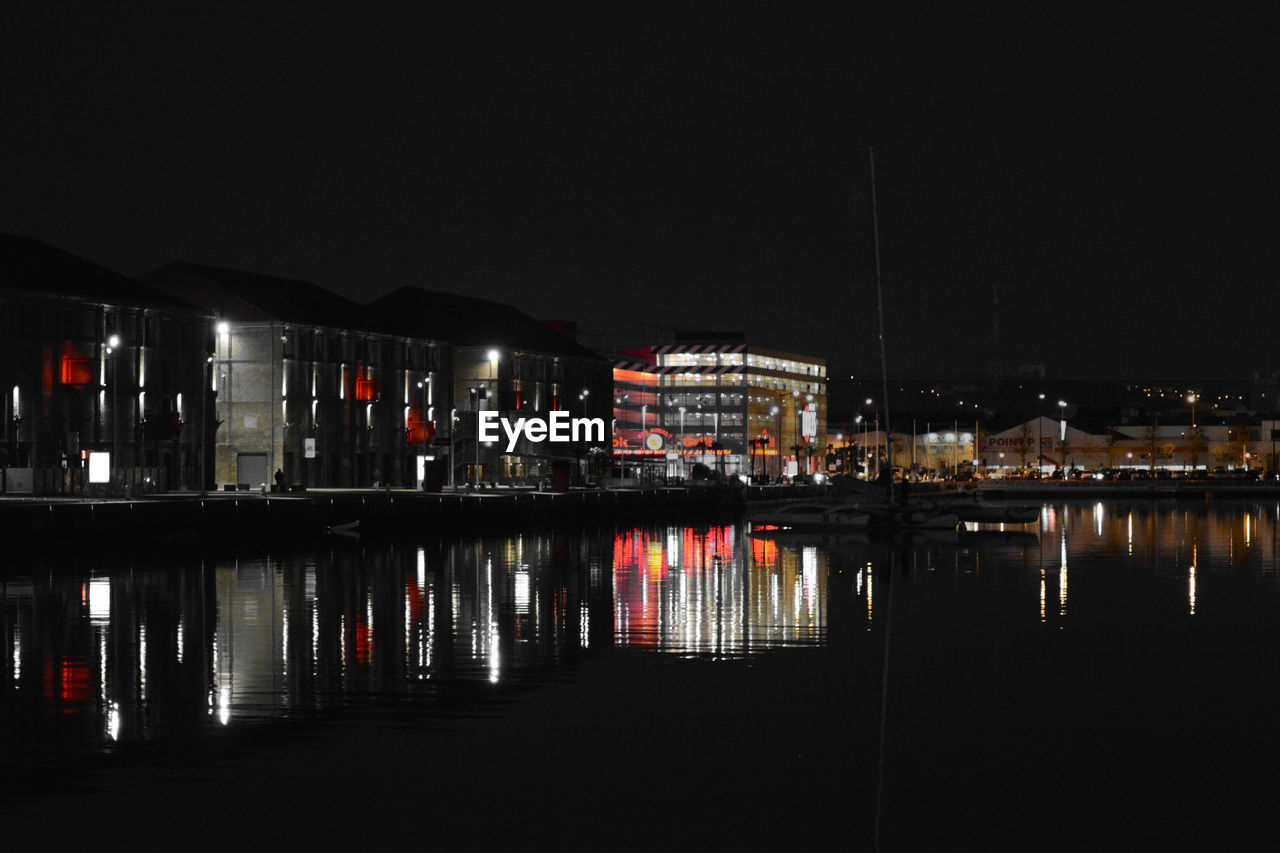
<box><xmin>365</xmin><ymin>286</ymin><xmax>601</xmax><ymax>359</ymax></box>
<box><xmin>141</xmin><ymin>262</ymin><xmax>363</xmax><ymax>328</ymax></box>
<box><xmin>0</xmin><ymin>233</ymin><xmax>203</xmax><ymax>314</ymax></box>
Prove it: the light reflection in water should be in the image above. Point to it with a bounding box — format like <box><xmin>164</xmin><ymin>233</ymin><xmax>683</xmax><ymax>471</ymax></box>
<box><xmin>4</xmin><ymin>505</ymin><xmax>1279</xmax><ymax>763</ymax></box>
<box><xmin>1190</xmin><ymin>543</ymin><xmax>1198</xmax><ymax>615</ymax></box>
<box><xmin>1060</xmin><ymin>531</ymin><xmax>1068</xmax><ymax>619</ymax></box>
<box><xmin>1040</xmin><ymin>569</ymin><xmax>1046</xmax><ymax>623</ymax></box>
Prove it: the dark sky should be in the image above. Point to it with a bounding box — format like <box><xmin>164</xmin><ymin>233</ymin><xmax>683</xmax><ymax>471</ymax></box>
<box><xmin>3</xmin><ymin>3</ymin><xmax>1276</xmax><ymax>381</ymax></box>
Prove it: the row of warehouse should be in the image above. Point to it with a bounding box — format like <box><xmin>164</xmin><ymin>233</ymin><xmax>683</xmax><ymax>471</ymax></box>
<box><xmin>0</xmin><ymin>234</ymin><xmax>611</xmax><ymax>493</ymax></box>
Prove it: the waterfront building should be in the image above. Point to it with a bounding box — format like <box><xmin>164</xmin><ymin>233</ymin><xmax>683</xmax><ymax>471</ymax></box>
<box><xmin>979</xmin><ymin>416</ymin><xmax>1280</xmax><ymax>473</ymax></box>
<box><xmin>144</xmin><ymin>264</ymin><xmax>451</xmax><ymax>489</ymax></box>
<box><xmin>1</xmin><ymin>235</ymin><xmax>211</xmax><ymax>494</ymax></box>
<box><xmin>612</xmin><ymin>339</ymin><xmax>827</xmax><ymax>479</ymax></box>
<box><xmin>365</xmin><ymin>288</ymin><xmax>611</xmax><ymax>485</ymax></box>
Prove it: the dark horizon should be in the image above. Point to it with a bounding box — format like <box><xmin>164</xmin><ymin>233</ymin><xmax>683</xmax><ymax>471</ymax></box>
<box><xmin>4</xmin><ymin>4</ymin><xmax>1276</xmax><ymax>381</ymax></box>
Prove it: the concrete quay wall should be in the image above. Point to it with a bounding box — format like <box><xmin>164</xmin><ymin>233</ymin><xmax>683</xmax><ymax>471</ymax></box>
<box><xmin>0</xmin><ymin>485</ymin><xmax>835</xmax><ymax>552</ymax></box>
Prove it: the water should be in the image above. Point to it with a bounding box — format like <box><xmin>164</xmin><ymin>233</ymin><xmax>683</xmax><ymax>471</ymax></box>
<box><xmin>3</xmin><ymin>500</ymin><xmax>1280</xmax><ymax>848</ymax></box>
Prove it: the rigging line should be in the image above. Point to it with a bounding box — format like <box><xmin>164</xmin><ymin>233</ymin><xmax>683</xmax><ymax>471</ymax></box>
<box><xmin>869</xmin><ymin>145</ymin><xmax>893</xmax><ymax>498</ymax></box>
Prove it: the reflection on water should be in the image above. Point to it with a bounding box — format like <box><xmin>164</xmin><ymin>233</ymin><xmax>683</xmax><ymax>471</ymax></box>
<box><xmin>613</xmin><ymin>526</ymin><xmax>825</xmax><ymax>652</ymax></box>
<box><xmin>6</xmin><ymin>500</ymin><xmax>1280</xmax><ymax>779</ymax></box>
<box><xmin>0</xmin><ymin>522</ymin><xmax>832</xmax><ymax>759</ymax></box>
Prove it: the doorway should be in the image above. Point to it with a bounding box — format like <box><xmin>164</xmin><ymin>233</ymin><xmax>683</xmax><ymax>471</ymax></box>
<box><xmin>237</xmin><ymin>452</ymin><xmax>269</xmax><ymax>488</ymax></box>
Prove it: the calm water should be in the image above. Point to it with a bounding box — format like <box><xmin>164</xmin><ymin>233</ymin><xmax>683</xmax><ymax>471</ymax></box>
<box><xmin>4</xmin><ymin>500</ymin><xmax>1280</xmax><ymax>848</ymax></box>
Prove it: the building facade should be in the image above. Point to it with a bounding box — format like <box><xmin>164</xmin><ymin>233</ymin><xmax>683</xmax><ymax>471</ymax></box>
<box><xmin>365</xmin><ymin>288</ymin><xmax>612</xmax><ymax>486</ymax></box>
<box><xmin>612</xmin><ymin>342</ymin><xmax>827</xmax><ymax>480</ymax></box>
<box><xmin>1</xmin><ymin>236</ymin><xmax>211</xmax><ymax>494</ymax></box>
<box><xmin>145</xmin><ymin>264</ymin><xmax>452</xmax><ymax>489</ymax></box>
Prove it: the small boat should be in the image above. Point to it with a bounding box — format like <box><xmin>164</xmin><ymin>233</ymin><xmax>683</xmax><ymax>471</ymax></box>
<box><xmin>325</xmin><ymin>520</ymin><xmax>361</xmax><ymax>538</ymax></box>
<box><xmin>749</xmin><ymin>503</ymin><xmax>870</xmax><ymax>531</ymax></box>
<box><xmin>857</xmin><ymin>503</ymin><xmax>959</xmax><ymax>530</ymax></box>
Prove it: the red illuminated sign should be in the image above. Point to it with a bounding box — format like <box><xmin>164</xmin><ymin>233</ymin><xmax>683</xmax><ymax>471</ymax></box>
<box><xmin>613</xmin><ymin>428</ymin><xmax>673</xmax><ymax>456</ymax></box>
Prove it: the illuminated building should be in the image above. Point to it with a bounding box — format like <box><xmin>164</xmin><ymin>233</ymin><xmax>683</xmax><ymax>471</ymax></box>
<box><xmin>144</xmin><ymin>264</ymin><xmax>451</xmax><ymax>489</ymax></box>
<box><xmin>0</xmin><ymin>235</ymin><xmax>211</xmax><ymax>494</ymax></box>
<box><xmin>364</xmin><ymin>289</ymin><xmax>611</xmax><ymax>485</ymax></box>
<box><xmin>612</xmin><ymin>340</ymin><xmax>827</xmax><ymax>479</ymax></box>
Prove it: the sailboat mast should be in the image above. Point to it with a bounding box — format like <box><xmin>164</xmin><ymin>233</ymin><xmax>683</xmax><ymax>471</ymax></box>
<box><xmin>869</xmin><ymin>146</ymin><xmax>894</xmax><ymax>500</ymax></box>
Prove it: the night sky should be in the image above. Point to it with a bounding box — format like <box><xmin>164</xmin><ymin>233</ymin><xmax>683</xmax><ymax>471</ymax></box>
<box><xmin>3</xmin><ymin>4</ymin><xmax>1276</xmax><ymax>381</ymax></box>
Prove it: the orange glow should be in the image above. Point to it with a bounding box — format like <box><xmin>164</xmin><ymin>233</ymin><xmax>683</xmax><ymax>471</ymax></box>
<box><xmin>752</xmin><ymin>536</ymin><xmax>777</xmax><ymax>566</ymax></box>
<box><xmin>406</xmin><ymin>416</ymin><xmax>435</xmax><ymax>444</ymax></box>
<box><xmin>60</xmin><ymin>342</ymin><xmax>93</xmax><ymax>385</ymax></box>
<box><xmin>613</xmin><ymin>369</ymin><xmax>659</xmax><ymax>385</ymax></box>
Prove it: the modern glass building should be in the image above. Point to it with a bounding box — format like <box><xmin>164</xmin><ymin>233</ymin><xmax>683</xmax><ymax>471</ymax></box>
<box><xmin>612</xmin><ymin>341</ymin><xmax>827</xmax><ymax>480</ymax></box>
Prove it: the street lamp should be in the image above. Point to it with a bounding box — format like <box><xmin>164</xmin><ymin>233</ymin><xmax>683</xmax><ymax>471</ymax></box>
<box><xmin>107</xmin><ymin>334</ymin><xmax>120</xmax><ymax>494</ymax></box>
<box><xmin>201</xmin><ymin>353</ymin><xmax>213</xmax><ymax>495</ymax></box>
<box><xmin>855</xmin><ymin>414</ymin><xmax>865</xmax><ymax>478</ymax></box>
<box><xmin>469</xmin><ymin>386</ymin><xmax>478</xmax><ymax>486</ymax></box>
<box><xmin>1187</xmin><ymin>393</ymin><xmax>1197</xmax><ymax>428</ymax></box>
<box><xmin>1037</xmin><ymin>393</ymin><xmax>1046</xmax><ymax>477</ymax></box>
<box><xmin>770</xmin><ymin>404</ymin><xmax>781</xmax><ymax>480</ymax></box>
<box><xmin>678</xmin><ymin>405</ymin><xmax>687</xmax><ymax>478</ymax></box>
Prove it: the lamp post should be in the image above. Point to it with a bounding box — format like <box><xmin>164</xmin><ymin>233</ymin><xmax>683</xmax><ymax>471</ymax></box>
<box><xmin>1057</xmin><ymin>399</ymin><xmax>1068</xmax><ymax>472</ymax></box>
<box><xmin>1187</xmin><ymin>393</ymin><xmax>1197</xmax><ymax>428</ymax></box>
<box><xmin>107</xmin><ymin>334</ymin><xmax>120</xmax><ymax>495</ymax></box>
<box><xmin>470</xmin><ymin>386</ymin><xmax>479</xmax><ymax>487</ymax></box>
<box><xmin>615</xmin><ymin>392</ymin><xmax>628</xmax><ymax>477</ymax></box>
<box><xmin>677</xmin><ymin>405</ymin><xmax>686</xmax><ymax>479</ymax></box>
<box><xmin>450</xmin><ymin>408</ymin><xmax>458</xmax><ymax>489</ymax></box>
<box><xmin>416</xmin><ymin>378</ymin><xmax>434</xmax><ymax>488</ymax></box>
<box><xmin>855</xmin><ymin>414</ymin><xmax>864</xmax><ymax>478</ymax></box>
<box><xmin>790</xmin><ymin>390</ymin><xmax>801</xmax><ymax>478</ymax></box>
<box><xmin>804</xmin><ymin>392</ymin><xmax>815</xmax><ymax>476</ymax></box>
<box><xmin>874</xmin><ymin>414</ymin><xmax>880</xmax><ymax>480</ymax></box>
<box><xmin>770</xmin><ymin>404</ymin><xmax>781</xmax><ymax>481</ymax></box>
<box><xmin>578</xmin><ymin>388</ymin><xmax>590</xmax><ymax>478</ymax></box>
<box><xmin>486</xmin><ymin>350</ymin><xmax>499</xmax><ymax>483</ymax></box>
<box><xmin>1037</xmin><ymin>392</ymin><xmax>1046</xmax><ymax>477</ymax></box>
<box><xmin>860</xmin><ymin>397</ymin><xmax>875</xmax><ymax>479</ymax></box>
<box><xmin>201</xmin><ymin>352</ymin><xmax>212</xmax><ymax>496</ymax></box>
